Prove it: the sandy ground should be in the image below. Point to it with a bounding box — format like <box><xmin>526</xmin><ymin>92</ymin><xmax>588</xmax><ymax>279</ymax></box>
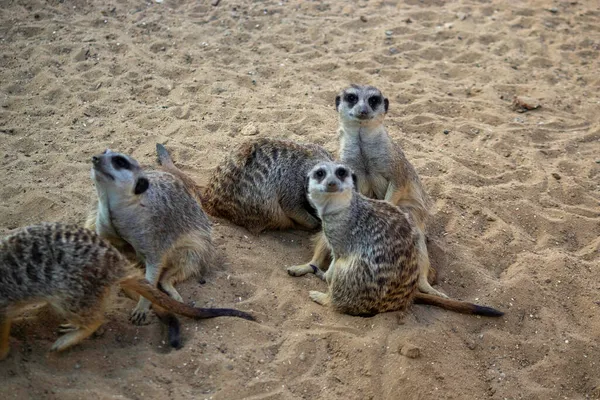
<box><xmin>1</xmin><ymin>0</ymin><xmax>599</xmax><ymax>399</ymax></box>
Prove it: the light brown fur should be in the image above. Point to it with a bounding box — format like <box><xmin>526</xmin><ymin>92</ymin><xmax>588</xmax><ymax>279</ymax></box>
<box><xmin>333</xmin><ymin>84</ymin><xmax>442</xmax><ymax>298</ymax></box>
<box><xmin>0</xmin><ymin>223</ymin><xmax>255</xmax><ymax>360</ymax></box>
<box><xmin>85</xmin><ymin>149</ymin><xmax>216</xmax><ymax>325</ymax></box>
<box><xmin>161</xmin><ymin>139</ymin><xmax>334</xmax><ymax>234</ymax></box>
<box><xmin>288</xmin><ymin>163</ymin><xmax>504</xmax><ymax>318</ymax></box>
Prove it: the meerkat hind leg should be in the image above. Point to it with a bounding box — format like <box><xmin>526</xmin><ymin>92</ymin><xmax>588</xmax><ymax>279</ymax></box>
<box><xmin>286</xmin><ymin>209</ymin><xmax>321</xmax><ymax>231</ymax></box>
<box><xmin>416</xmin><ymin>237</ymin><xmax>448</xmax><ymax>299</ymax></box>
<box><xmin>287</xmin><ymin>232</ymin><xmax>331</xmax><ymax>277</ymax></box>
<box><xmin>130</xmin><ymin>263</ymin><xmax>162</xmax><ymax>325</ymax></box>
<box><xmin>158</xmin><ymin>278</ymin><xmax>183</xmax><ymax>303</ymax></box>
<box><xmin>0</xmin><ymin>314</ymin><xmax>12</xmax><ymax>361</ymax></box>
<box><xmin>309</xmin><ymin>291</ymin><xmax>330</xmax><ymax>306</ymax></box>
<box><xmin>49</xmin><ymin>294</ymin><xmax>108</xmax><ymax>353</ymax></box>
<box><xmin>50</xmin><ymin>318</ymin><xmax>104</xmax><ymax>353</ymax></box>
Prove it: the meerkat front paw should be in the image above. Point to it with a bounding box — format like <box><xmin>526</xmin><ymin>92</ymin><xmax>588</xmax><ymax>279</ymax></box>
<box><xmin>287</xmin><ymin>263</ymin><xmax>315</xmax><ymax>277</ymax></box>
<box><xmin>129</xmin><ymin>309</ymin><xmax>151</xmax><ymax>325</ymax></box>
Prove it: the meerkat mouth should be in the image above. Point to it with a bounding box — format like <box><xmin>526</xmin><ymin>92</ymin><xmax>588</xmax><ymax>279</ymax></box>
<box><xmin>92</xmin><ymin>164</ymin><xmax>115</xmax><ymax>181</ymax></box>
<box><xmin>351</xmin><ymin>114</ymin><xmax>373</xmax><ymax>121</ymax></box>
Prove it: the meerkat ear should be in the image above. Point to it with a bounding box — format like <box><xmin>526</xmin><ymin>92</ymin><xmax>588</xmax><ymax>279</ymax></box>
<box><xmin>134</xmin><ymin>177</ymin><xmax>150</xmax><ymax>195</ymax></box>
<box><xmin>352</xmin><ymin>173</ymin><xmax>358</xmax><ymax>188</ymax></box>
<box><xmin>384</xmin><ymin>98</ymin><xmax>389</xmax><ymax>113</ymax></box>
<box><xmin>335</xmin><ymin>95</ymin><xmax>341</xmax><ymax>111</ymax></box>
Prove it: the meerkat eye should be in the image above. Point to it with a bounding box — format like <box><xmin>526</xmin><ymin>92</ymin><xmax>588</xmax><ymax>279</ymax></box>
<box><xmin>368</xmin><ymin>96</ymin><xmax>382</xmax><ymax>109</ymax></box>
<box><xmin>314</xmin><ymin>169</ymin><xmax>326</xmax><ymax>180</ymax></box>
<box><xmin>111</xmin><ymin>155</ymin><xmax>131</xmax><ymax>170</ymax></box>
<box><xmin>335</xmin><ymin>168</ymin><xmax>348</xmax><ymax>180</ymax></box>
<box><xmin>344</xmin><ymin>93</ymin><xmax>358</xmax><ymax>104</ymax></box>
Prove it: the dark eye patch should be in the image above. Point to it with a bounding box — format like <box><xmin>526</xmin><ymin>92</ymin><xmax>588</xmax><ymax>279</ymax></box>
<box><xmin>313</xmin><ymin>169</ymin><xmax>326</xmax><ymax>181</ymax></box>
<box><xmin>335</xmin><ymin>167</ymin><xmax>348</xmax><ymax>180</ymax></box>
<box><xmin>368</xmin><ymin>96</ymin><xmax>382</xmax><ymax>109</ymax></box>
<box><xmin>111</xmin><ymin>155</ymin><xmax>131</xmax><ymax>170</ymax></box>
<box><xmin>344</xmin><ymin>93</ymin><xmax>358</xmax><ymax>105</ymax></box>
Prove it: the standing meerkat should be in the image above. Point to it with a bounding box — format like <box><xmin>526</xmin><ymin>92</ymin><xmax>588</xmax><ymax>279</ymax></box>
<box><xmin>85</xmin><ymin>149</ymin><xmax>217</xmax><ymax>325</ymax></box>
<box><xmin>289</xmin><ymin>85</ymin><xmax>443</xmax><ymax>298</ymax></box>
<box><xmin>0</xmin><ymin>223</ymin><xmax>254</xmax><ymax>360</ymax></box>
<box><xmin>289</xmin><ymin>162</ymin><xmax>503</xmax><ymax>317</ymax></box>
<box><xmin>156</xmin><ymin>139</ymin><xmax>334</xmax><ymax>234</ymax></box>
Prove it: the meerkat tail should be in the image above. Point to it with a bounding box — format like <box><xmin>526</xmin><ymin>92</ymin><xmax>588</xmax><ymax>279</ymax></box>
<box><xmin>119</xmin><ymin>276</ymin><xmax>256</xmax><ymax>321</ymax></box>
<box><xmin>153</xmin><ymin>306</ymin><xmax>182</xmax><ymax>349</ymax></box>
<box><xmin>413</xmin><ymin>293</ymin><xmax>504</xmax><ymax>317</ymax></box>
<box><xmin>156</xmin><ymin>143</ymin><xmax>206</xmax><ymax>203</ymax></box>
<box><xmin>156</xmin><ymin>143</ymin><xmax>176</xmax><ymax>168</ymax></box>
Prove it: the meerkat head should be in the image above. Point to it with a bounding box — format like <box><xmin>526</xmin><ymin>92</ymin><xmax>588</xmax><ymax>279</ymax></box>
<box><xmin>90</xmin><ymin>149</ymin><xmax>149</xmax><ymax>197</ymax></box>
<box><xmin>335</xmin><ymin>84</ymin><xmax>389</xmax><ymax>126</ymax></box>
<box><xmin>306</xmin><ymin>162</ymin><xmax>357</xmax><ymax>217</ymax></box>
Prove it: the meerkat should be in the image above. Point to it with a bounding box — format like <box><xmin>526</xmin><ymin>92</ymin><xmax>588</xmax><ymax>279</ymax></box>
<box><xmin>85</xmin><ymin>149</ymin><xmax>216</xmax><ymax>326</ymax></box>
<box><xmin>289</xmin><ymin>85</ymin><xmax>444</xmax><ymax>298</ymax></box>
<box><xmin>288</xmin><ymin>162</ymin><xmax>503</xmax><ymax>317</ymax></box>
<box><xmin>156</xmin><ymin>139</ymin><xmax>334</xmax><ymax>234</ymax></box>
<box><xmin>0</xmin><ymin>223</ymin><xmax>254</xmax><ymax>360</ymax></box>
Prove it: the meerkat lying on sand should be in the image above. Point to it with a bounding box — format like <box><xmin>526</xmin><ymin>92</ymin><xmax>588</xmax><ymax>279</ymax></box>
<box><xmin>85</xmin><ymin>149</ymin><xmax>220</xmax><ymax>326</ymax></box>
<box><xmin>157</xmin><ymin>139</ymin><xmax>334</xmax><ymax>234</ymax></box>
<box><xmin>289</xmin><ymin>162</ymin><xmax>503</xmax><ymax>317</ymax></box>
<box><xmin>0</xmin><ymin>223</ymin><xmax>254</xmax><ymax>360</ymax></box>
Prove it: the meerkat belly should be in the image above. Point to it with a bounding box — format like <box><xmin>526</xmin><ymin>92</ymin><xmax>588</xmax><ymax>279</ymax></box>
<box><xmin>352</xmin><ymin>165</ymin><xmax>389</xmax><ymax>200</ymax></box>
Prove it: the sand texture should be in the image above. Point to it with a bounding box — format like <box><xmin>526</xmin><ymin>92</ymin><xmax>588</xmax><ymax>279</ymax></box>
<box><xmin>1</xmin><ymin>0</ymin><xmax>599</xmax><ymax>399</ymax></box>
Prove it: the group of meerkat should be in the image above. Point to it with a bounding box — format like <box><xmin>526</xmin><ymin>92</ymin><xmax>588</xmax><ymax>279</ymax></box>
<box><xmin>0</xmin><ymin>84</ymin><xmax>502</xmax><ymax>361</ymax></box>
<box><xmin>159</xmin><ymin>84</ymin><xmax>503</xmax><ymax>317</ymax></box>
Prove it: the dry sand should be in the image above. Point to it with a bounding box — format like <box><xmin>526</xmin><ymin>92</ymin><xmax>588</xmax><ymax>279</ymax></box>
<box><xmin>1</xmin><ymin>0</ymin><xmax>599</xmax><ymax>399</ymax></box>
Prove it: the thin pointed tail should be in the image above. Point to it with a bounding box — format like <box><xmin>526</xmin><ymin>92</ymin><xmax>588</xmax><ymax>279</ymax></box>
<box><xmin>155</xmin><ymin>143</ymin><xmax>206</xmax><ymax>203</ymax></box>
<box><xmin>414</xmin><ymin>292</ymin><xmax>504</xmax><ymax>317</ymax></box>
<box><xmin>156</xmin><ymin>143</ymin><xmax>175</xmax><ymax>168</ymax></box>
<box><xmin>119</xmin><ymin>276</ymin><xmax>256</xmax><ymax>321</ymax></box>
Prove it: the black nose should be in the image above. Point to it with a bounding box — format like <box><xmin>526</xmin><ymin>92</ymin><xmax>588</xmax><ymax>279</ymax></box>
<box><xmin>326</xmin><ymin>181</ymin><xmax>339</xmax><ymax>192</ymax></box>
<box><xmin>92</xmin><ymin>156</ymin><xmax>99</xmax><ymax>163</ymax></box>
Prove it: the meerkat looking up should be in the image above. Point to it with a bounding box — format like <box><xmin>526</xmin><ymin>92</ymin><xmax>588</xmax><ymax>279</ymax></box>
<box><xmin>85</xmin><ymin>149</ymin><xmax>216</xmax><ymax>326</ymax></box>
<box><xmin>157</xmin><ymin>139</ymin><xmax>334</xmax><ymax>234</ymax></box>
<box><xmin>0</xmin><ymin>223</ymin><xmax>254</xmax><ymax>360</ymax></box>
<box><xmin>289</xmin><ymin>162</ymin><xmax>503</xmax><ymax>317</ymax></box>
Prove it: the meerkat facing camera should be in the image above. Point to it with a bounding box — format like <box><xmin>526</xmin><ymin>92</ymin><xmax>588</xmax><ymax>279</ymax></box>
<box><xmin>0</xmin><ymin>223</ymin><xmax>254</xmax><ymax>360</ymax></box>
<box><xmin>289</xmin><ymin>162</ymin><xmax>503</xmax><ymax>317</ymax></box>
<box><xmin>157</xmin><ymin>139</ymin><xmax>334</xmax><ymax>234</ymax></box>
<box><xmin>289</xmin><ymin>85</ymin><xmax>444</xmax><ymax>299</ymax></box>
<box><xmin>85</xmin><ymin>149</ymin><xmax>216</xmax><ymax>326</ymax></box>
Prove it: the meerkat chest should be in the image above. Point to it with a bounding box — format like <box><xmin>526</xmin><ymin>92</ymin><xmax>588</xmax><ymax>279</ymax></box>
<box><xmin>340</xmin><ymin>139</ymin><xmax>390</xmax><ymax>199</ymax></box>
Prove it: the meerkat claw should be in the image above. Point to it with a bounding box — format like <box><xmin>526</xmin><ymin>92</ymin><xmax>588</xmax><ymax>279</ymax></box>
<box><xmin>129</xmin><ymin>309</ymin><xmax>151</xmax><ymax>326</ymax></box>
<box><xmin>58</xmin><ymin>323</ymin><xmax>79</xmax><ymax>333</ymax></box>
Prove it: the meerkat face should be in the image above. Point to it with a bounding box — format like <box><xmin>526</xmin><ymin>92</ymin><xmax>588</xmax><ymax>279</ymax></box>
<box><xmin>91</xmin><ymin>149</ymin><xmax>149</xmax><ymax>196</ymax></box>
<box><xmin>307</xmin><ymin>162</ymin><xmax>357</xmax><ymax>216</ymax></box>
<box><xmin>335</xmin><ymin>84</ymin><xmax>389</xmax><ymax>124</ymax></box>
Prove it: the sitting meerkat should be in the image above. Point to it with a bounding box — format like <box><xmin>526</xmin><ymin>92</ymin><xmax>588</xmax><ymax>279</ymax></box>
<box><xmin>289</xmin><ymin>162</ymin><xmax>503</xmax><ymax>317</ymax></box>
<box><xmin>289</xmin><ymin>85</ymin><xmax>444</xmax><ymax>299</ymax></box>
<box><xmin>156</xmin><ymin>139</ymin><xmax>334</xmax><ymax>234</ymax></box>
<box><xmin>0</xmin><ymin>223</ymin><xmax>254</xmax><ymax>360</ymax></box>
<box><xmin>85</xmin><ymin>149</ymin><xmax>216</xmax><ymax>325</ymax></box>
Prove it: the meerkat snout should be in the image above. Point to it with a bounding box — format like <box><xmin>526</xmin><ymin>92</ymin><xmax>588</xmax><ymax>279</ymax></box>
<box><xmin>90</xmin><ymin>150</ymin><xmax>149</xmax><ymax>195</ymax></box>
<box><xmin>309</xmin><ymin>164</ymin><xmax>352</xmax><ymax>193</ymax></box>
